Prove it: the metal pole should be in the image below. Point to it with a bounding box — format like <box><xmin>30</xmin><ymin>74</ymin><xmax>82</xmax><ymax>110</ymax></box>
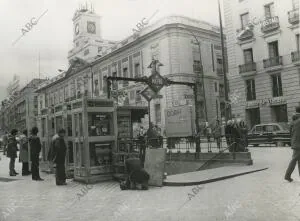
<box><xmin>194</xmin><ymin>85</ymin><xmax>201</xmax><ymax>154</ymax></box>
<box><xmin>218</xmin><ymin>0</ymin><xmax>230</xmax><ymax>122</ymax></box>
<box><xmin>148</xmin><ymin>101</ymin><xmax>151</xmax><ymax>128</ymax></box>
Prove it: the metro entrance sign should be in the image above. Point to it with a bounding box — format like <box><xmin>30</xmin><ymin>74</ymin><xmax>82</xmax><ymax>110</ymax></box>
<box><xmin>148</xmin><ymin>71</ymin><xmax>166</xmax><ymax>93</ymax></box>
<box><xmin>140</xmin><ymin>86</ymin><xmax>156</xmax><ymax>102</ymax></box>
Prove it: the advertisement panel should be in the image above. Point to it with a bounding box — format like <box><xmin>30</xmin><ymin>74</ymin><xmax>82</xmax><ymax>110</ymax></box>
<box><xmin>165</xmin><ymin>105</ymin><xmax>195</xmax><ymax>137</ymax></box>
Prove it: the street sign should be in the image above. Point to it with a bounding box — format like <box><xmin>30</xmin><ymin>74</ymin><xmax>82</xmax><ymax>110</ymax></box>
<box><xmin>148</xmin><ymin>71</ymin><xmax>166</xmax><ymax>93</ymax></box>
<box><xmin>140</xmin><ymin>86</ymin><xmax>156</xmax><ymax>102</ymax></box>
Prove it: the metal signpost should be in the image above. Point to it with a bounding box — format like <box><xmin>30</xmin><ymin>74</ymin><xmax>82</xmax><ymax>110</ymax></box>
<box><xmin>105</xmin><ymin>58</ymin><xmax>202</xmax><ymax>155</ymax></box>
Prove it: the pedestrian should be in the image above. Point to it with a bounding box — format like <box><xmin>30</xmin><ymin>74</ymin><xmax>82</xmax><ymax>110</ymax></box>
<box><xmin>29</xmin><ymin>127</ymin><xmax>44</xmax><ymax>181</ymax></box>
<box><xmin>239</xmin><ymin>120</ymin><xmax>248</xmax><ymax>152</ymax></box>
<box><xmin>213</xmin><ymin>120</ymin><xmax>222</xmax><ymax>152</ymax></box>
<box><xmin>225</xmin><ymin>120</ymin><xmax>233</xmax><ymax>151</ymax></box>
<box><xmin>52</xmin><ymin>129</ymin><xmax>67</xmax><ymax>186</ymax></box>
<box><xmin>205</xmin><ymin>122</ymin><xmax>212</xmax><ymax>152</ymax></box>
<box><xmin>284</xmin><ymin>111</ymin><xmax>300</xmax><ymax>182</ymax></box>
<box><xmin>19</xmin><ymin>129</ymin><xmax>31</xmax><ymax>176</ymax></box>
<box><xmin>6</xmin><ymin>129</ymin><xmax>19</xmax><ymax>176</ymax></box>
<box><xmin>2</xmin><ymin>131</ymin><xmax>8</xmax><ymax>155</ymax></box>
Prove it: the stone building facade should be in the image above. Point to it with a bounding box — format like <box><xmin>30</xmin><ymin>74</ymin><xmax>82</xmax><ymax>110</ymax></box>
<box><xmin>223</xmin><ymin>0</ymin><xmax>300</xmax><ymax>128</ymax></box>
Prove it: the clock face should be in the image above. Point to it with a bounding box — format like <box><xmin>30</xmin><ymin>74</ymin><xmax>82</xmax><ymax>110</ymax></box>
<box><xmin>75</xmin><ymin>24</ymin><xmax>79</xmax><ymax>35</ymax></box>
<box><xmin>87</xmin><ymin>22</ymin><xmax>96</xmax><ymax>34</ymax></box>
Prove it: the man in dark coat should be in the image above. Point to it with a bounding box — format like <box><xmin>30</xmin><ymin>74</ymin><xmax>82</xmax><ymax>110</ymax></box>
<box><xmin>7</xmin><ymin>129</ymin><xmax>19</xmax><ymax>176</ymax></box>
<box><xmin>120</xmin><ymin>157</ymin><xmax>150</xmax><ymax>190</ymax></box>
<box><xmin>52</xmin><ymin>129</ymin><xmax>67</xmax><ymax>185</ymax></box>
<box><xmin>29</xmin><ymin>127</ymin><xmax>43</xmax><ymax>181</ymax></box>
<box><xmin>284</xmin><ymin>111</ymin><xmax>300</xmax><ymax>182</ymax></box>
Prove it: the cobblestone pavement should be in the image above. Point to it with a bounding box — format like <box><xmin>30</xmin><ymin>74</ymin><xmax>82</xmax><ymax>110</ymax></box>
<box><xmin>0</xmin><ymin>147</ymin><xmax>299</xmax><ymax>221</ymax></box>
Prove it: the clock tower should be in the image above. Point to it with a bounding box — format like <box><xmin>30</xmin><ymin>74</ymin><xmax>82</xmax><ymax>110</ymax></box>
<box><xmin>68</xmin><ymin>4</ymin><xmax>116</xmax><ymax>62</ymax></box>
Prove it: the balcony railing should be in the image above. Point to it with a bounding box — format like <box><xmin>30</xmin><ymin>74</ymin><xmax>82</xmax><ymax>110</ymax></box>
<box><xmin>263</xmin><ymin>56</ymin><xmax>283</xmax><ymax>68</ymax></box>
<box><xmin>217</xmin><ymin>68</ymin><xmax>223</xmax><ymax>75</ymax></box>
<box><xmin>288</xmin><ymin>8</ymin><xmax>299</xmax><ymax>24</ymax></box>
<box><xmin>193</xmin><ymin>64</ymin><xmax>202</xmax><ymax>73</ymax></box>
<box><xmin>291</xmin><ymin>51</ymin><xmax>300</xmax><ymax>62</ymax></box>
<box><xmin>239</xmin><ymin>62</ymin><xmax>256</xmax><ymax>73</ymax></box>
<box><xmin>261</xmin><ymin>16</ymin><xmax>280</xmax><ymax>33</ymax></box>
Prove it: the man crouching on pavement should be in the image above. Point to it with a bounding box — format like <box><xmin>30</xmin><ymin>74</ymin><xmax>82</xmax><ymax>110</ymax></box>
<box><xmin>120</xmin><ymin>157</ymin><xmax>150</xmax><ymax>190</ymax></box>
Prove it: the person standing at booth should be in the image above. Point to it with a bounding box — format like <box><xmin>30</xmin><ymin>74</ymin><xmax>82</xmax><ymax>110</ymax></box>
<box><xmin>52</xmin><ymin>129</ymin><xmax>67</xmax><ymax>186</ymax></box>
<box><xmin>7</xmin><ymin>129</ymin><xmax>19</xmax><ymax>176</ymax></box>
<box><xmin>29</xmin><ymin>127</ymin><xmax>44</xmax><ymax>181</ymax></box>
<box><xmin>19</xmin><ymin>129</ymin><xmax>30</xmax><ymax>176</ymax></box>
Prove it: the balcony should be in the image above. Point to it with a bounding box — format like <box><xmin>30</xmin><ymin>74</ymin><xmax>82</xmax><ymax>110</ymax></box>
<box><xmin>291</xmin><ymin>51</ymin><xmax>300</xmax><ymax>65</ymax></box>
<box><xmin>261</xmin><ymin>16</ymin><xmax>280</xmax><ymax>33</ymax></box>
<box><xmin>236</xmin><ymin>28</ymin><xmax>254</xmax><ymax>41</ymax></box>
<box><xmin>193</xmin><ymin>63</ymin><xmax>202</xmax><ymax>73</ymax></box>
<box><xmin>288</xmin><ymin>8</ymin><xmax>299</xmax><ymax>25</ymax></box>
<box><xmin>239</xmin><ymin>62</ymin><xmax>257</xmax><ymax>75</ymax></box>
<box><xmin>263</xmin><ymin>56</ymin><xmax>283</xmax><ymax>71</ymax></box>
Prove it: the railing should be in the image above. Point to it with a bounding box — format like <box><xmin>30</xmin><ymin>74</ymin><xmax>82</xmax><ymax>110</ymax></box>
<box><xmin>261</xmin><ymin>16</ymin><xmax>280</xmax><ymax>33</ymax></box>
<box><xmin>193</xmin><ymin>64</ymin><xmax>202</xmax><ymax>73</ymax></box>
<box><xmin>291</xmin><ymin>51</ymin><xmax>300</xmax><ymax>62</ymax></box>
<box><xmin>288</xmin><ymin>8</ymin><xmax>299</xmax><ymax>24</ymax></box>
<box><xmin>263</xmin><ymin>56</ymin><xmax>283</xmax><ymax>68</ymax></box>
<box><xmin>239</xmin><ymin>62</ymin><xmax>256</xmax><ymax>73</ymax></box>
<box><xmin>217</xmin><ymin>68</ymin><xmax>223</xmax><ymax>75</ymax></box>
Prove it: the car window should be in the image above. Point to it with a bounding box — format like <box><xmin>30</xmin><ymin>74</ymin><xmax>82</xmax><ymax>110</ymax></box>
<box><xmin>273</xmin><ymin>125</ymin><xmax>280</xmax><ymax>131</ymax></box>
<box><xmin>255</xmin><ymin>126</ymin><xmax>263</xmax><ymax>133</ymax></box>
<box><xmin>264</xmin><ymin>125</ymin><xmax>273</xmax><ymax>132</ymax></box>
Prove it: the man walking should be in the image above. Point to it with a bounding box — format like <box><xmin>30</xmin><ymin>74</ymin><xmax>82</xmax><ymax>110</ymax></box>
<box><xmin>29</xmin><ymin>127</ymin><xmax>44</xmax><ymax>181</ymax></box>
<box><xmin>284</xmin><ymin>108</ymin><xmax>300</xmax><ymax>182</ymax></box>
<box><xmin>52</xmin><ymin>129</ymin><xmax>67</xmax><ymax>186</ymax></box>
<box><xmin>19</xmin><ymin>130</ymin><xmax>30</xmax><ymax>176</ymax></box>
<box><xmin>7</xmin><ymin>129</ymin><xmax>19</xmax><ymax>176</ymax></box>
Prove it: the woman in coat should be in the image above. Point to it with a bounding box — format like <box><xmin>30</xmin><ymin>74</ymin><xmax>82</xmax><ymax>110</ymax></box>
<box><xmin>19</xmin><ymin>129</ymin><xmax>30</xmax><ymax>175</ymax></box>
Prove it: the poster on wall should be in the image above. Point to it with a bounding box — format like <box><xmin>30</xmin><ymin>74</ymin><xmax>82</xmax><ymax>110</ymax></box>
<box><xmin>165</xmin><ymin>105</ymin><xmax>195</xmax><ymax>137</ymax></box>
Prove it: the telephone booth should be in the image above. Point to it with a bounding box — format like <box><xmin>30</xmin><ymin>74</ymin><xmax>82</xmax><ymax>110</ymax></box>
<box><xmin>113</xmin><ymin>106</ymin><xmax>148</xmax><ymax>179</ymax></box>
<box><xmin>39</xmin><ymin>103</ymin><xmax>74</xmax><ymax>176</ymax></box>
<box><xmin>72</xmin><ymin>98</ymin><xmax>117</xmax><ymax>183</ymax></box>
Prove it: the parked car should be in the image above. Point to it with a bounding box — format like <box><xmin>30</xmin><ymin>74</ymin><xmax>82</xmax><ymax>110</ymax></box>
<box><xmin>247</xmin><ymin>123</ymin><xmax>291</xmax><ymax>147</ymax></box>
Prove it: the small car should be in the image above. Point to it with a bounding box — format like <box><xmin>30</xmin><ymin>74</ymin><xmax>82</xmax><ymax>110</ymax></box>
<box><xmin>247</xmin><ymin>123</ymin><xmax>290</xmax><ymax>147</ymax></box>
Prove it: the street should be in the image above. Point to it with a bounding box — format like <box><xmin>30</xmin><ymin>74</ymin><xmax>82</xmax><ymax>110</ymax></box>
<box><xmin>0</xmin><ymin>147</ymin><xmax>299</xmax><ymax>221</ymax></box>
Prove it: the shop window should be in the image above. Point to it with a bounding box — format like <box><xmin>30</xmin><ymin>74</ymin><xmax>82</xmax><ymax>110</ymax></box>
<box><xmin>88</xmin><ymin>112</ymin><xmax>113</xmax><ymax>136</ymax></box>
<box><xmin>272</xmin><ymin>74</ymin><xmax>283</xmax><ymax>97</ymax></box>
<box><xmin>246</xmin><ymin>79</ymin><xmax>256</xmax><ymax>101</ymax></box>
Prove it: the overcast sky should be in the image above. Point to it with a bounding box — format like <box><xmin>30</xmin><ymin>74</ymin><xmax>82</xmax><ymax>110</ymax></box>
<box><xmin>0</xmin><ymin>0</ymin><xmax>221</xmax><ymax>90</ymax></box>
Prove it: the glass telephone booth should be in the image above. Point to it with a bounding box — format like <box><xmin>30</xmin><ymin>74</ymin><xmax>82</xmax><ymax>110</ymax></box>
<box><xmin>72</xmin><ymin>98</ymin><xmax>117</xmax><ymax>183</ymax></box>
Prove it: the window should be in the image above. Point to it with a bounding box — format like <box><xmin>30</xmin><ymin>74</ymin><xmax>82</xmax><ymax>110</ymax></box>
<box><xmin>214</xmin><ymin>82</ymin><xmax>218</xmax><ymax>92</ymax></box>
<box><xmin>134</xmin><ymin>63</ymin><xmax>140</xmax><ymax>77</ymax></box>
<box><xmin>246</xmin><ymin>79</ymin><xmax>256</xmax><ymax>101</ymax></box>
<box><xmin>193</xmin><ymin>60</ymin><xmax>201</xmax><ymax>72</ymax></box>
<box><xmin>264</xmin><ymin>3</ymin><xmax>275</xmax><ymax>18</ymax></box>
<box><xmin>255</xmin><ymin>125</ymin><xmax>263</xmax><ymax>133</ymax></box>
<box><xmin>88</xmin><ymin>113</ymin><xmax>113</xmax><ymax>136</ymax></box>
<box><xmin>84</xmin><ymin>49</ymin><xmax>89</xmax><ymax>56</ymax></box>
<box><xmin>293</xmin><ymin>0</ymin><xmax>299</xmax><ymax>9</ymax></box>
<box><xmin>155</xmin><ymin>104</ymin><xmax>161</xmax><ymax>124</ymax></box>
<box><xmin>219</xmin><ymin>84</ymin><xmax>224</xmax><ymax>96</ymax></box>
<box><xmin>272</xmin><ymin>74</ymin><xmax>283</xmax><ymax>97</ymax></box>
<box><xmin>268</xmin><ymin>41</ymin><xmax>279</xmax><ymax>58</ymax></box>
<box><xmin>243</xmin><ymin>48</ymin><xmax>254</xmax><ymax>63</ymax></box>
<box><xmin>240</xmin><ymin>13</ymin><xmax>249</xmax><ymax>29</ymax></box>
<box><xmin>123</xmin><ymin>68</ymin><xmax>128</xmax><ymax>87</ymax></box>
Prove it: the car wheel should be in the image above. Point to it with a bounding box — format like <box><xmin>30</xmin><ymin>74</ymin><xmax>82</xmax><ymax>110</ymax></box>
<box><xmin>276</xmin><ymin>141</ymin><xmax>284</xmax><ymax>147</ymax></box>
